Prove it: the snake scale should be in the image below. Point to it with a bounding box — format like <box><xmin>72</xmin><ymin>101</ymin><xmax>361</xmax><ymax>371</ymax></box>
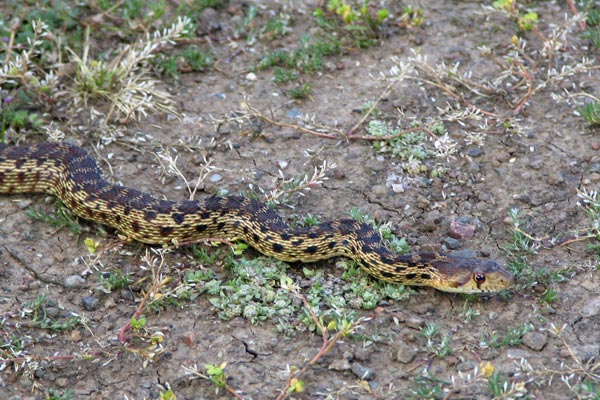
<box><xmin>0</xmin><ymin>142</ymin><xmax>512</xmax><ymax>293</ymax></box>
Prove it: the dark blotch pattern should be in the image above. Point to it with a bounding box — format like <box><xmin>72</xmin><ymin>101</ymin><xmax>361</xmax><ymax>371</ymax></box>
<box><xmin>160</xmin><ymin>226</ymin><xmax>174</xmax><ymax>236</ymax></box>
<box><xmin>144</xmin><ymin>210</ymin><xmax>157</xmax><ymax>221</ymax></box>
<box><xmin>131</xmin><ymin>221</ymin><xmax>140</xmax><ymax>233</ymax></box>
<box><xmin>272</xmin><ymin>243</ymin><xmax>284</xmax><ymax>253</ymax></box>
<box><xmin>195</xmin><ymin>224</ymin><xmax>207</xmax><ymax>232</ymax></box>
<box><xmin>171</xmin><ymin>212</ymin><xmax>185</xmax><ymax>224</ymax></box>
<box><xmin>305</xmin><ymin>245</ymin><xmax>318</xmax><ymax>254</ymax></box>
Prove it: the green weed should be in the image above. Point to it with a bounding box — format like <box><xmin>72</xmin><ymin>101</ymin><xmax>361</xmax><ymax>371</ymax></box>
<box><xmin>482</xmin><ymin>322</ymin><xmax>534</xmax><ymax>348</ymax></box>
<box><xmin>579</xmin><ymin>102</ymin><xmax>600</xmax><ymax>126</ymax></box>
<box><xmin>23</xmin><ymin>295</ymin><xmax>82</xmax><ymax>331</ymax></box>
<box><xmin>26</xmin><ymin>201</ymin><xmax>83</xmax><ymax>235</ymax></box>
<box><xmin>99</xmin><ymin>270</ymin><xmax>132</xmax><ymax>292</ymax></box>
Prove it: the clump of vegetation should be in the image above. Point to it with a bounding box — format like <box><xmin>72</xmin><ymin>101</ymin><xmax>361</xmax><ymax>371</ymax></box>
<box><xmin>579</xmin><ymin>0</ymin><xmax>600</xmax><ymax>48</ymax></box>
<box><xmin>578</xmin><ymin>101</ymin><xmax>600</xmax><ymax>126</ymax></box>
<box><xmin>313</xmin><ymin>0</ymin><xmax>390</xmax><ymax>47</ymax></box>
<box><xmin>492</xmin><ymin>0</ymin><xmax>539</xmax><ymax>33</ymax></box>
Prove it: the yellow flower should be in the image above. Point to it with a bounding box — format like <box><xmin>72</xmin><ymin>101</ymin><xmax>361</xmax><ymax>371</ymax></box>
<box><xmin>480</xmin><ymin>361</ymin><xmax>494</xmax><ymax>378</ymax></box>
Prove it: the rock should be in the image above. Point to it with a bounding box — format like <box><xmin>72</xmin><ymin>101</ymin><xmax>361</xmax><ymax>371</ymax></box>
<box><xmin>64</xmin><ymin>275</ymin><xmax>86</xmax><ymax>288</ymax></box>
<box><xmin>394</xmin><ymin>343</ymin><xmax>416</xmax><ymax>364</ymax></box>
<box><xmin>448</xmin><ymin>217</ymin><xmax>477</xmax><ymax>239</ymax></box>
<box><xmin>56</xmin><ymin>377</ymin><xmax>69</xmax><ymax>387</ymax></box>
<box><xmin>351</xmin><ymin>362</ymin><xmax>374</xmax><ymax>380</ymax></box>
<box><xmin>81</xmin><ymin>296</ymin><xmax>100</xmax><ymax>311</ymax></box>
<box><xmin>45</xmin><ymin>307</ymin><xmax>60</xmax><ymax>318</ymax></box>
<box><xmin>197</xmin><ymin>8</ymin><xmax>221</xmax><ymax>34</ymax></box>
<box><xmin>406</xmin><ymin>317</ymin><xmax>425</xmax><ymax>329</ymax></box>
<box><xmin>328</xmin><ymin>358</ymin><xmax>351</xmax><ymax>371</ymax></box>
<box><xmin>581</xmin><ymin>297</ymin><xmax>600</xmax><ymax>317</ymax></box>
<box><xmin>209</xmin><ymin>173</ymin><xmax>222</xmax><ymax>183</ymax></box>
<box><xmin>528</xmin><ymin>157</ymin><xmax>543</xmax><ymax>170</ymax></box>
<box><xmin>276</xmin><ymin>160</ymin><xmax>289</xmax><ymax>170</ymax></box>
<box><xmin>467</xmin><ymin>147</ymin><xmax>484</xmax><ymax>158</ymax></box>
<box><xmin>443</xmin><ymin>237</ymin><xmax>461</xmax><ymax>250</ymax></box>
<box><xmin>522</xmin><ymin>331</ymin><xmax>547</xmax><ymax>351</ymax></box>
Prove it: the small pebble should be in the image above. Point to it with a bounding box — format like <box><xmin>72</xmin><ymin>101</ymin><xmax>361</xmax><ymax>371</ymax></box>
<box><xmin>277</xmin><ymin>160</ymin><xmax>289</xmax><ymax>170</ymax></box>
<box><xmin>81</xmin><ymin>296</ymin><xmax>100</xmax><ymax>311</ymax></box>
<box><xmin>209</xmin><ymin>173</ymin><xmax>222</xmax><ymax>183</ymax></box>
<box><xmin>448</xmin><ymin>217</ymin><xmax>477</xmax><ymax>239</ymax></box>
<box><xmin>56</xmin><ymin>377</ymin><xmax>69</xmax><ymax>387</ymax></box>
<box><xmin>328</xmin><ymin>358</ymin><xmax>351</xmax><ymax>371</ymax></box>
<box><xmin>34</xmin><ymin>368</ymin><xmax>47</xmax><ymax>379</ymax></box>
<box><xmin>245</xmin><ymin>72</ymin><xmax>257</xmax><ymax>81</ymax></box>
<box><xmin>15</xmin><ymin>199</ymin><xmax>33</xmax><ymax>209</ymax></box>
<box><xmin>522</xmin><ymin>331</ymin><xmax>547</xmax><ymax>351</ymax></box>
<box><xmin>467</xmin><ymin>147</ymin><xmax>484</xmax><ymax>158</ymax></box>
<box><xmin>351</xmin><ymin>362</ymin><xmax>374</xmax><ymax>380</ymax></box>
<box><xmin>64</xmin><ymin>275</ymin><xmax>86</xmax><ymax>288</ymax></box>
<box><xmin>529</xmin><ymin>157</ymin><xmax>543</xmax><ymax>170</ymax></box>
<box><xmin>589</xmin><ymin>163</ymin><xmax>600</xmax><ymax>174</ymax></box>
<box><xmin>443</xmin><ymin>237</ymin><xmax>461</xmax><ymax>250</ymax></box>
<box><xmin>394</xmin><ymin>343</ymin><xmax>416</xmax><ymax>364</ymax></box>
<box><xmin>406</xmin><ymin>317</ymin><xmax>425</xmax><ymax>329</ymax></box>
<box><xmin>46</xmin><ymin>307</ymin><xmax>60</xmax><ymax>318</ymax></box>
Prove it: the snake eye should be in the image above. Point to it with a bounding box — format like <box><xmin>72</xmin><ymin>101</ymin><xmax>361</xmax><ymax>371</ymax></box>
<box><xmin>473</xmin><ymin>273</ymin><xmax>486</xmax><ymax>284</ymax></box>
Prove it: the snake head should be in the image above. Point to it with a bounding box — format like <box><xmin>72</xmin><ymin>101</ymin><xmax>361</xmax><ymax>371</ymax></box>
<box><xmin>431</xmin><ymin>255</ymin><xmax>513</xmax><ymax>293</ymax></box>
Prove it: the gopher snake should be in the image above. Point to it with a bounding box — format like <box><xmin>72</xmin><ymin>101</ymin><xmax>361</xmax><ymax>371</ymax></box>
<box><xmin>0</xmin><ymin>143</ymin><xmax>512</xmax><ymax>293</ymax></box>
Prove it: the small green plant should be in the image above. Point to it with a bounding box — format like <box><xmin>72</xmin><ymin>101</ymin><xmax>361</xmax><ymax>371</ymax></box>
<box><xmin>578</xmin><ymin>380</ymin><xmax>599</xmax><ymax>398</ymax></box>
<box><xmin>24</xmin><ymin>295</ymin><xmax>82</xmax><ymax>331</ymax></box>
<box><xmin>47</xmin><ymin>388</ymin><xmax>73</xmax><ymax>400</ymax></box>
<box><xmin>542</xmin><ymin>288</ymin><xmax>559</xmax><ymax>304</ymax></box>
<box><xmin>366</xmin><ymin>120</ymin><xmax>433</xmax><ymax>175</ymax></box>
<box><xmin>492</xmin><ymin>0</ymin><xmax>539</xmax><ymax>32</ymax></box>
<box><xmin>181</xmin><ymin>46</ymin><xmax>214</xmax><ymax>71</ymax></box>
<box><xmin>483</xmin><ymin>323</ymin><xmax>534</xmax><ymax>348</ymax></box>
<box><xmin>99</xmin><ymin>270</ymin><xmax>132</xmax><ymax>292</ymax></box>
<box><xmin>289</xmin><ymin>82</ymin><xmax>312</xmax><ymax>99</ymax></box>
<box><xmin>130</xmin><ymin>316</ymin><xmax>148</xmax><ymax>331</ymax></box>
<box><xmin>313</xmin><ymin>0</ymin><xmax>392</xmax><ymax>47</ymax></box>
<box><xmin>273</xmin><ymin>67</ymin><xmax>298</xmax><ymax>84</ymax></box>
<box><xmin>410</xmin><ymin>376</ymin><xmax>445</xmax><ymax>399</ymax></box>
<box><xmin>462</xmin><ymin>300</ymin><xmax>480</xmax><ymax>322</ymax></box>
<box><xmin>205</xmin><ymin>362</ymin><xmax>228</xmax><ymax>388</ymax></box>
<box><xmin>25</xmin><ymin>201</ymin><xmax>83</xmax><ymax>234</ymax></box>
<box><xmin>189</xmin><ymin>245</ymin><xmax>221</xmax><ymax>265</ymax></box>
<box><xmin>487</xmin><ymin>371</ymin><xmax>509</xmax><ymax>397</ymax></box>
<box><xmin>420</xmin><ymin>322</ymin><xmax>452</xmax><ymax>358</ymax></box>
<box><xmin>579</xmin><ymin>102</ymin><xmax>600</xmax><ymax>126</ymax></box>
<box><xmin>580</xmin><ymin>0</ymin><xmax>600</xmax><ymax>48</ymax></box>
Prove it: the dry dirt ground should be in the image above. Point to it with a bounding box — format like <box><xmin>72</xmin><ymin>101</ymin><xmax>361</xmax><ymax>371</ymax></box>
<box><xmin>1</xmin><ymin>1</ymin><xmax>600</xmax><ymax>399</ymax></box>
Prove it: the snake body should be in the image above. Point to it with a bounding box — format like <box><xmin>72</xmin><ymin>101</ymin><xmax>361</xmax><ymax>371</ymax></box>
<box><xmin>0</xmin><ymin>143</ymin><xmax>512</xmax><ymax>293</ymax></box>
